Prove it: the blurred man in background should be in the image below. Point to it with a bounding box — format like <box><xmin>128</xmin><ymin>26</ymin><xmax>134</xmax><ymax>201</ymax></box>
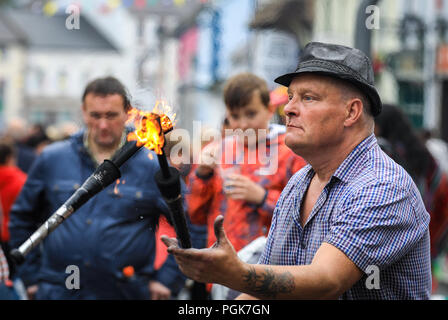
<box><xmin>9</xmin><ymin>76</ymin><xmax>186</xmax><ymax>300</ymax></box>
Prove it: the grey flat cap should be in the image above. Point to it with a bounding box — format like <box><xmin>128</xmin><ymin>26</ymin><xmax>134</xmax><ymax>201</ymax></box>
<box><xmin>274</xmin><ymin>42</ymin><xmax>382</xmax><ymax>116</ymax></box>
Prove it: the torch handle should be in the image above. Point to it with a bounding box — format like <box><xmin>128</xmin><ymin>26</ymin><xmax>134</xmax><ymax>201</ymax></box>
<box><xmin>111</xmin><ymin>140</ymin><xmax>142</xmax><ymax>168</ymax></box>
<box><xmin>10</xmin><ymin>204</ymin><xmax>74</xmax><ymax>264</ymax></box>
<box><xmin>155</xmin><ymin>167</ymin><xmax>192</xmax><ymax>249</ymax></box>
<box><xmin>157</xmin><ymin>151</ymin><xmax>171</xmax><ymax>179</ymax></box>
<box><xmin>164</xmin><ymin>195</ymin><xmax>192</xmax><ymax>249</ymax></box>
<box><xmin>10</xmin><ymin>160</ymin><xmax>121</xmax><ymax>265</ymax></box>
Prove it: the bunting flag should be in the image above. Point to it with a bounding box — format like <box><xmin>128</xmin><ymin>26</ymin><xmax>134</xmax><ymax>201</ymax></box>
<box><xmin>134</xmin><ymin>0</ymin><xmax>146</xmax><ymax>9</ymax></box>
<box><xmin>37</xmin><ymin>0</ymin><xmax>210</xmax><ymax>16</ymax></box>
<box><xmin>174</xmin><ymin>0</ymin><xmax>186</xmax><ymax>6</ymax></box>
<box><xmin>107</xmin><ymin>0</ymin><xmax>122</xmax><ymax>9</ymax></box>
<box><xmin>43</xmin><ymin>1</ymin><xmax>59</xmax><ymax>16</ymax></box>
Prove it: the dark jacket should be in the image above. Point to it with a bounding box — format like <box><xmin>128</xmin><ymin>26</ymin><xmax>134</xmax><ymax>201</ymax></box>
<box><xmin>9</xmin><ymin>130</ymin><xmax>186</xmax><ymax>299</ymax></box>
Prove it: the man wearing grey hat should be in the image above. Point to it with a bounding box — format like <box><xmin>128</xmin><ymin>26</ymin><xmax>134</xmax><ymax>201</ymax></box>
<box><xmin>162</xmin><ymin>42</ymin><xmax>432</xmax><ymax>299</ymax></box>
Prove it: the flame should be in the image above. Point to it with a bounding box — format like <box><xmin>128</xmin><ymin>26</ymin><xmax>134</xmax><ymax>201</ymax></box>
<box><xmin>114</xmin><ymin>179</ymin><xmax>120</xmax><ymax>195</ymax></box>
<box><xmin>113</xmin><ymin>179</ymin><xmax>126</xmax><ymax>196</ymax></box>
<box><xmin>126</xmin><ymin>101</ymin><xmax>175</xmax><ymax>155</ymax></box>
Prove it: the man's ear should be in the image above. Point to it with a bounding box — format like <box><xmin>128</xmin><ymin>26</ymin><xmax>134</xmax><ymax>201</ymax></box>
<box><xmin>343</xmin><ymin>98</ymin><xmax>364</xmax><ymax>128</ymax></box>
<box><xmin>125</xmin><ymin>105</ymin><xmax>132</xmax><ymax>121</ymax></box>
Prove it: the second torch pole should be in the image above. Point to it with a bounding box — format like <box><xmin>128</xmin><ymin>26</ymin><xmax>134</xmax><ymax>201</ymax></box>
<box><xmin>155</xmin><ymin>149</ymin><xmax>192</xmax><ymax>249</ymax></box>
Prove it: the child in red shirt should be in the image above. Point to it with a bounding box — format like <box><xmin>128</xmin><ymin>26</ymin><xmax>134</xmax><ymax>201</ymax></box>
<box><xmin>0</xmin><ymin>139</ymin><xmax>27</xmax><ymax>244</ymax></box>
<box><xmin>187</xmin><ymin>73</ymin><xmax>306</xmax><ymax>252</ymax></box>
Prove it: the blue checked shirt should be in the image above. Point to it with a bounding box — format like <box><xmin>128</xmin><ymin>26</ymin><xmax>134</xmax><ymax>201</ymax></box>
<box><xmin>259</xmin><ymin>134</ymin><xmax>432</xmax><ymax>299</ymax></box>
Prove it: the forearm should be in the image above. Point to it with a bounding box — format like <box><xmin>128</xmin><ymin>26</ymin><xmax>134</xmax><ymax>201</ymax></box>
<box><xmin>225</xmin><ymin>263</ymin><xmax>342</xmax><ymax>300</ymax></box>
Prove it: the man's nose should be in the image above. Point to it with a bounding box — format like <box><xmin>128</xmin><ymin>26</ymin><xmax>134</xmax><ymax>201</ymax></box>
<box><xmin>98</xmin><ymin>118</ymin><xmax>108</xmax><ymax>129</ymax></box>
<box><xmin>283</xmin><ymin>101</ymin><xmax>298</xmax><ymax>118</ymax></box>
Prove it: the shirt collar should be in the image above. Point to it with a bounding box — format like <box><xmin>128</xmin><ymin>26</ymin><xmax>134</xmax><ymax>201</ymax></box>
<box><xmin>332</xmin><ymin>133</ymin><xmax>377</xmax><ymax>184</ymax></box>
<box><xmin>299</xmin><ymin>134</ymin><xmax>377</xmax><ymax>185</ymax></box>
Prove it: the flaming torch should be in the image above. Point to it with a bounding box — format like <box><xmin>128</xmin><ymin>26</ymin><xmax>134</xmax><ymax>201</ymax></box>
<box><xmin>10</xmin><ymin>104</ymin><xmax>191</xmax><ymax>265</ymax></box>
<box><xmin>125</xmin><ymin>107</ymin><xmax>192</xmax><ymax>249</ymax></box>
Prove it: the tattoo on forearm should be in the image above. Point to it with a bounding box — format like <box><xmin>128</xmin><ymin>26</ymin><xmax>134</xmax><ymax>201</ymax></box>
<box><xmin>243</xmin><ymin>266</ymin><xmax>295</xmax><ymax>298</ymax></box>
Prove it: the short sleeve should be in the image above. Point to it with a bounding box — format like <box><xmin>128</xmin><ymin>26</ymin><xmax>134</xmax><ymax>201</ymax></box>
<box><xmin>325</xmin><ymin>181</ymin><xmax>430</xmax><ymax>272</ymax></box>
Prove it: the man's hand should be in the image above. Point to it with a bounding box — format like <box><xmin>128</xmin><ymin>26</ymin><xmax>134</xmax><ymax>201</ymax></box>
<box><xmin>223</xmin><ymin>174</ymin><xmax>267</xmax><ymax>205</ymax></box>
<box><xmin>161</xmin><ymin>215</ymin><xmax>245</xmax><ymax>286</ymax></box>
<box><xmin>163</xmin><ymin>217</ymin><xmax>364</xmax><ymax>299</ymax></box>
<box><xmin>148</xmin><ymin>280</ymin><xmax>171</xmax><ymax>300</ymax></box>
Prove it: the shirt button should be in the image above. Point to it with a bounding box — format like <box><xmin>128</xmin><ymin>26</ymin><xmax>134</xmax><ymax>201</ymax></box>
<box><xmin>301</xmin><ymin>241</ymin><xmax>307</xmax><ymax>249</ymax></box>
<box><xmin>86</xmin><ymin>219</ymin><xmax>92</xmax><ymax>225</ymax></box>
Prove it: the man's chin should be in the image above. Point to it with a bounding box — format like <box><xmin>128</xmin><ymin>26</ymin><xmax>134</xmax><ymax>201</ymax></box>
<box><xmin>94</xmin><ymin>139</ymin><xmax>118</xmax><ymax>150</ymax></box>
<box><xmin>285</xmin><ymin>136</ymin><xmax>308</xmax><ymax>155</ymax></box>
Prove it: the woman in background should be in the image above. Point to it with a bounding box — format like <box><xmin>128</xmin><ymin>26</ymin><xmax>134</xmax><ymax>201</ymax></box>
<box><xmin>375</xmin><ymin>104</ymin><xmax>448</xmax><ymax>292</ymax></box>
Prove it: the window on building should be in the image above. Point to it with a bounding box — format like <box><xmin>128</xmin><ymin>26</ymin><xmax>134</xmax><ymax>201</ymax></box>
<box><xmin>397</xmin><ymin>80</ymin><xmax>424</xmax><ymax>128</ymax></box>
<box><xmin>58</xmin><ymin>70</ymin><xmax>68</xmax><ymax>93</ymax></box>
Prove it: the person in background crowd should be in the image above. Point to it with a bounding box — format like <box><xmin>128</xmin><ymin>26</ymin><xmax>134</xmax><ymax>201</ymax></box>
<box><xmin>0</xmin><ymin>138</ymin><xmax>27</xmax><ymax>278</ymax></box>
<box><xmin>24</xmin><ymin>124</ymin><xmax>52</xmax><ymax>156</ymax></box>
<box><xmin>0</xmin><ymin>245</ymin><xmax>19</xmax><ymax>299</ymax></box>
<box><xmin>375</xmin><ymin>104</ymin><xmax>448</xmax><ymax>294</ymax></box>
<box><xmin>420</xmin><ymin>128</ymin><xmax>448</xmax><ymax>174</ymax></box>
<box><xmin>4</xmin><ymin>119</ymin><xmax>36</xmax><ymax>173</ymax></box>
<box><xmin>9</xmin><ymin>76</ymin><xmax>187</xmax><ymax>300</ymax></box>
<box><xmin>374</xmin><ymin>104</ymin><xmax>448</xmax><ymax>260</ymax></box>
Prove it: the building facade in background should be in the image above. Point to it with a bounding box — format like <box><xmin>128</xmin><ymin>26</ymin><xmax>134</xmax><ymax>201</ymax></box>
<box><xmin>1</xmin><ymin>0</ymin><xmax>448</xmax><ymax>142</ymax></box>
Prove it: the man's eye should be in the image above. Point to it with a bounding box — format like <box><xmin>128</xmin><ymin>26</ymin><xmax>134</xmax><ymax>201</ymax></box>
<box><xmin>90</xmin><ymin>113</ymin><xmax>101</xmax><ymax>119</ymax></box>
<box><xmin>247</xmin><ymin>112</ymin><xmax>256</xmax><ymax>118</ymax></box>
<box><xmin>303</xmin><ymin>96</ymin><xmax>314</xmax><ymax>102</ymax></box>
<box><xmin>106</xmin><ymin>113</ymin><xmax>118</xmax><ymax>120</ymax></box>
